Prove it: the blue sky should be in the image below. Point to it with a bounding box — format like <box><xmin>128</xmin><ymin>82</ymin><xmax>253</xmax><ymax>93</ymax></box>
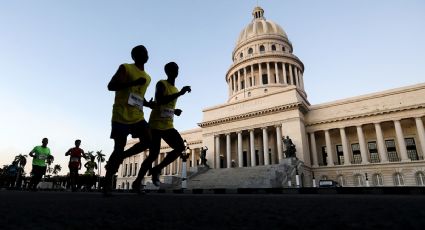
<box><xmin>1</xmin><ymin>0</ymin><xmax>424</xmax><ymax>174</ymax></box>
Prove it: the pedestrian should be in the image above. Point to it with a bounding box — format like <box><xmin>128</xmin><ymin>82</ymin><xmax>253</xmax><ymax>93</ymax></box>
<box><xmin>103</xmin><ymin>45</ymin><xmax>154</xmax><ymax>196</ymax></box>
<box><xmin>65</xmin><ymin>139</ymin><xmax>85</xmax><ymax>192</ymax></box>
<box><xmin>134</xmin><ymin>62</ymin><xmax>191</xmax><ymax>188</ymax></box>
<box><xmin>28</xmin><ymin>138</ymin><xmax>53</xmax><ymax>191</ymax></box>
<box><xmin>84</xmin><ymin>155</ymin><xmax>98</xmax><ymax>190</ymax></box>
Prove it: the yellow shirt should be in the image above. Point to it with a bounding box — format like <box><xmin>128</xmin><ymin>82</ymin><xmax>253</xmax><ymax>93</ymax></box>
<box><xmin>112</xmin><ymin>64</ymin><xmax>151</xmax><ymax>124</ymax></box>
<box><xmin>149</xmin><ymin>80</ymin><xmax>179</xmax><ymax>130</ymax></box>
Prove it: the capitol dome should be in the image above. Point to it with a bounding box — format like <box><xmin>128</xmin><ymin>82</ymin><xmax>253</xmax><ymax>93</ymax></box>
<box><xmin>236</xmin><ymin>7</ymin><xmax>288</xmax><ymax>46</ymax></box>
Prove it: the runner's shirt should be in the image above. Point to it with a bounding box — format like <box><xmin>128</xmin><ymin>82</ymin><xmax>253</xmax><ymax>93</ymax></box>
<box><xmin>31</xmin><ymin>146</ymin><xmax>51</xmax><ymax>167</ymax></box>
<box><xmin>68</xmin><ymin>147</ymin><xmax>84</xmax><ymax>169</ymax></box>
<box><xmin>149</xmin><ymin>80</ymin><xmax>179</xmax><ymax>130</ymax></box>
<box><xmin>112</xmin><ymin>63</ymin><xmax>151</xmax><ymax>124</ymax></box>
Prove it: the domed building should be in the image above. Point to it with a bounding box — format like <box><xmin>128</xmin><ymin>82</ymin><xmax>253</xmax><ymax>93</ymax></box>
<box><xmin>116</xmin><ymin>6</ymin><xmax>425</xmax><ymax>189</ymax></box>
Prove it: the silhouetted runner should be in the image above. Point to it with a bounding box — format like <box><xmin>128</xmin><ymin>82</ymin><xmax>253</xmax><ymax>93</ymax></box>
<box><xmin>103</xmin><ymin>45</ymin><xmax>154</xmax><ymax>196</ymax></box>
<box><xmin>65</xmin><ymin>139</ymin><xmax>85</xmax><ymax>192</ymax></box>
<box><xmin>28</xmin><ymin>138</ymin><xmax>53</xmax><ymax>191</ymax></box>
<box><xmin>134</xmin><ymin>62</ymin><xmax>191</xmax><ymax>187</ymax></box>
<box><xmin>84</xmin><ymin>155</ymin><xmax>97</xmax><ymax>190</ymax></box>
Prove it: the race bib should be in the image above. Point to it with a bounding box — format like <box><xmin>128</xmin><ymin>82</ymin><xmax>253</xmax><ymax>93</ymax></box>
<box><xmin>128</xmin><ymin>93</ymin><xmax>144</xmax><ymax>111</ymax></box>
<box><xmin>70</xmin><ymin>157</ymin><xmax>80</xmax><ymax>162</ymax></box>
<box><xmin>38</xmin><ymin>154</ymin><xmax>47</xmax><ymax>160</ymax></box>
<box><xmin>160</xmin><ymin>108</ymin><xmax>174</xmax><ymax>119</ymax></box>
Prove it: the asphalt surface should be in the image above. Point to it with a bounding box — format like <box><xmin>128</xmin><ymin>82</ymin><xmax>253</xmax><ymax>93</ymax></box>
<box><xmin>1</xmin><ymin>190</ymin><xmax>425</xmax><ymax>230</ymax></box>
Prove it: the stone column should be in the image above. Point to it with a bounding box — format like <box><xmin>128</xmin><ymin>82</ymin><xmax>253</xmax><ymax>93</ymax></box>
<box><xmin>262</xmin><ymin>127</ymin><xmax>270</xmax><ymax>165</ymax></box>
<box><xmin>249</xmin><ymin>129</ymin><xmax>256</xmax><ymax>167</ymax></box>
<box><xmin>288</xmin><ymin>64</ymin><xmax>293</xmax><ymax>85</ymax></box>
<box><xmin>309</xmin><ymin>132</ymin><xmax>319</xmax><ymax>167</ymax></box>
<box><xmin>191</xmin><ymin>145</ymin><xmax>195</xmax><ymax>167</ymax></box>
<box><xmin>243</xmin><ymin>67</ymin><xmax>247</xmax><ymax>89</ymax></box>
<box><xmin>250</xmin><ymin>65</ymin><xmax>254</xmax><ymax>86</ymax></box>
<box><xmin>356</xmin><ymin>125</ymin><xmax>369</xmax><ymax>164</ymax></box>
<box><xmin>299</xmin><ymin>70</ymin><xmax>305</xmax><ymax>90</ymax></box>
<box><xmin>282</xmin><ymin>63</ymin><xmax>287</xmax><ymax>84</ymax></box>
<box><xmin>267</xmin><ymin>62</ymin><xmax>271</xmax><ymax>84</ymax></box>
<box><xmin>237</xmin><ymin>131</ymin><xmax>243</xmax><ymax>167</ymax></box>
<box><xmin>215</xmin><ymin>135</ymin><xmax>221</xmax><ymax>168</ymax></box>
<box><xmin>232</xmin><ymin>74</ymin><xmax>236</xmax><ymax>92</ymax></box>
<box><xmin>415</xmin><ymin>117</ymin><xmax>425</xmax><ymax>158</ymax></box>
<box><xmin>294</xmin><ymin>66</ymin><xmax>299</xmax><ymax>87</ymax></box>
<box><xmin>339</xmin><ymin>128</ymin><xmax>351</xmax><ymax>165</ymax></box>
<box><xmin>275</xmin><ymin>62</ymin><xmax>279</xmax><ymax>83</ymax></box>
<box><xmin>275</xmin><ymin>125</ymin><xmax>283</xmax><ymax>163</ymax></box>
<box><xmin>325</xmin><ymin>130</ymin><xmax>334</xmax><ymax>166</ymax></box>
<box><xmin>226</xmin><ymin>133</ymin><xmax>231</xmax><ymax>168</ymax></box>
<box><xmin>259</xmin><ymin>63</ymin><xmax>263</xmax><ymax>85</ymax></box>
<box><xmin>236</xmin><ymin>71</ymin><xmax>240</xmax><ymax>91</ymax></box>
<box><xmin>170</xmin><ymin>159</ymin><xmax>174</xmax><ymax>175</ymax></box>
<box><xmin>394</xmin><ymin>120</ymin><xmax>409</xmax><ymax>161</ymax></box>
<box><xmin>374</xmin><ymin>123</ymin><xmax>388</xmax><ymax>163</ymax></box>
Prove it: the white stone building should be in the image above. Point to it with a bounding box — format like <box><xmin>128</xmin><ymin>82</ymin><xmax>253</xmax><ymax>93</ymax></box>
<box><xmin>116</xmin><ymin>6</ymin><xmax>425</xmax><ymax>189</ymax></box>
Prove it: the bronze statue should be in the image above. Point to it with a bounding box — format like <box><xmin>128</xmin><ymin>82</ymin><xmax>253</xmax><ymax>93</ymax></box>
<box><xmin>283</xmin><ymin>136</ymin><xmax>296</xmax><ymax>158</ymax></box>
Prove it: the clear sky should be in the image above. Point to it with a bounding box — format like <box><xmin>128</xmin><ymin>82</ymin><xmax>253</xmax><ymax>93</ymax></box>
<box><xmin>1</xmin><ymin>0</ymin><xmax>424</xmax><ymax>175</ymax></box>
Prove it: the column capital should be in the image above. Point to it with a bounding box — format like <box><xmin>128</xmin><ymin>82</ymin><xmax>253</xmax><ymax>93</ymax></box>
<box><xmin>356</xmin><ymin>125</ymin><xmax>363</xmax><ymax>128</ymax></box>
<box><xmin>274</xmin><ymin>124</ymin><xmax>282</xmax><ymax>128</ymax></box>
<box><xmin>225</xmin><ymin>133</ymin><xmax>231</xmax><ymax>136</ymax></box>
<box><xmin>261</xmin><ymin>127</ymin><xmax>268</xmax><ymax>130</ymax></box>
<box><xmin>415</xmin><ymin>116</ymin><xmax>423</xmax><ymax>120</ymax></box>
<box><xmin>236</xmin><ymin>130</ymin><xmax>243</xmax><ymax>134</ymax></box>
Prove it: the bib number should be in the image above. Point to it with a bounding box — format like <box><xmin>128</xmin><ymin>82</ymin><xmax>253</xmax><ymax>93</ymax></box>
<box><xmin>160</xmin><ymin>108</ymin><xmax>174</xmax><ymax>119</ymax></box>
<box><xmin>128</xmin><ymin>93</ymin><xmax>144</xmax><ymax>111</ymax></box>
<box><xmin>70</xmin><ymin>157</ymin><xmax>79</xmax><ymax>162</ymax></box>
<box><xmin>38</xmin><ymin>155</ymin><xmax>47</xmax><ymax>160</ymax></box>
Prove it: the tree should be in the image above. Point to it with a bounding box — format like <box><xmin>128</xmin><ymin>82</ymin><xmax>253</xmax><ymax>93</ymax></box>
<box><xmin>84</xmin><ymin>151</ymin><xmax>94</xmax><ymax>161</ymax></box>
<box><xmin>95</xmin><ymin>150</ymin><xmax>105</xmax><ymax>176</ymax></box>
<box><xmin>52</xmin><ymin>164</ymin><xmax>62</xmax><ymax>176</ymax></box>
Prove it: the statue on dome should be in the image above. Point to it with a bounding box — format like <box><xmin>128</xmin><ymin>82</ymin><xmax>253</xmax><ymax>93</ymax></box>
<box><xmin>283</xmin><ymin>136</ymin><xmax>296</xmax><ymax>158</ymax></box>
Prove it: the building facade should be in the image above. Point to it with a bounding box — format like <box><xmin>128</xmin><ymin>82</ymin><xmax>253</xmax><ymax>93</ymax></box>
<box><xmin>117</xmin><ymin>6</ymin><xmax>425</xmax><ymax>189</ymax></box>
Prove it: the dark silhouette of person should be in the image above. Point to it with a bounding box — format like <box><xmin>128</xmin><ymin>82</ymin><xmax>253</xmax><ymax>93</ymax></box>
<box><xmin>84</xmin><ymin>156</ymin><xmax>98</xmax><ymax>190</ymax></box>
<box><xmin>103</xmin><ymin>45</ymin><xmax>154</xmax><ymax>196</ymax></box>
<box><xmin>200</xmin><ymin>146</ymin><xmax>209</xmax><ymax>167</ymax></box>
<box><xmin>65</xmin><ymin>139</ymin><xmax>85</xmax><ymax>192</ymax></box>
<box><xmin>28</xmin><ymin>138</ymin><xmax>53</xmax><ymax>191</ymax></box>
<box><xmin>134</xmin><ymin>62</ymin><xmax>191</xmax><ymax>188</ymax></box>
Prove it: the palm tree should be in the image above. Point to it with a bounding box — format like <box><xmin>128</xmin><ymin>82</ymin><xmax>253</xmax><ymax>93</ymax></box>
<box><xmin>84</xmin><ymin>151</ymin><xmax>94</xmax><ymax>161</ymax></box>
<box><xmin>95</xmin><ymin>150</ymin><xmax>105</xmax><ymax>176</ymax></box>
<box><xmin>52</xmin><ymin>164</ymin><xmax>62</xmax><ymax>176</ymax></box>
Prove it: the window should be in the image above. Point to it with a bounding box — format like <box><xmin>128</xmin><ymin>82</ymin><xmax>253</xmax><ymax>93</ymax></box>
<box><xmin>240</xmin><ymin>52</ymin><xmax>243</xmax><ymax>58</ymax></box>
<box><xmin>385</xmin><ymin>139</ymin><xmax>399</xmax><ymax>162</ymax></box>
<box><xmin>259</xmin><ymin>45</ymin><xmax>265</xmax><ymax>53</ymax></box>
<box><xmin>393</xmin><ymin>173</ymin><xmax>404</xmax><ymax>186</ymax></box>
<box><xmin>247</xmin><ymin>92</ymin><xmax>251</xmax><ymax>97</ymax></box>
<box><xmin>372</xmin><ymin>173</ymin><xmax>383</xmax><ymax>186</ymax></box>
<box><xmin>336</xmin><ymin>145</ymin><xmax>344</xmax><ymax>165</ymax></box>
<box><xmin>416</xmin><ymin>172</ymin><xmax>425</xmax><ymax>186</ymax></box>
<box><xmin>249</xmin><ymin>77</ymin><xmax>253</xmax><ymax>87</ymax></box>
<box><xmin>129</xmin><ymin>163</ymin><xmax>132</xmax><ymax>177</ymax></box>
<box><xmin>262</xmin><ymin>74</ymin><xmax>268</xmax><ymax>85</ymax></box>
<box><xmin>368</xmin><ymin>141</ymin><xmax>380</xmax><ymax>163</ymax></box>
<box><xmin>241</xmin><ymin>80</ymin><xmax>245</xmax><ymax>90</ymax></box>
<box><xmin>271</xmin><ymin>45</ymin><xmax>276</xmax><ymax>51</ymax></box>
<box><xmin>134</xmin><ymin>163</ymin><xmax>138</xmax><ymax>176</ymax></box>
<box><xmin>351</xmin><ymin>143</ymin><xmax>362</xmax><ymax>164</ymax></box>
<box><xmin>405</xmin><ymin>138</ymin><xmax>418</xmax><ymax>160</ymax></box>
<box><xmin>121</xmin><ymin>182</ymin><xmax>125</xmax><ymax>189</ymax></box>
<box><xmin>353</xmin><ymin>174</ymin><xmax>364</xmax><ymax>187</ymax></box>
<box><xmin>123</xmin><ymin>164</ymin><xmax>127</xmax><ymax>177</ymax></box>
<box><xmin>321</xmin><ymin>146</ymin><xmax>328</xmax><ymax>166</ymax></box>
<box><xmin>282</xmin><ymin>47</ymin><xmax>286</xmax><ymax>52</ymax></box>
<box><xmin>337</xmin><ymin>175</ymin><xmax>346</xmax><ymax>186</ymax></box>
<box><xmin>248</xmin><ymin>48</ymin><xmax>253</xmax><ymax>54</ymax></box>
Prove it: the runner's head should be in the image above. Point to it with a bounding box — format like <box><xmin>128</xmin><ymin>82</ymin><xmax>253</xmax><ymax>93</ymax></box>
<box><xmin>131</xmin><ymin>45</ymin><xmax>149</xmax><ymax>64</ymax></box>
<box><xmin>164</xmin><ymin>62</ymin><xmax>178</xmax><ymax>79</ymax></box>
<box><xmin>75</xmin><ymin>139</ymin><xmax>81</xmax><ymax>147</ymax></box>
<box><xmin>42</xmin><ymin>138</ymin><xmax>48</xmax><ymax>147</ymax></box>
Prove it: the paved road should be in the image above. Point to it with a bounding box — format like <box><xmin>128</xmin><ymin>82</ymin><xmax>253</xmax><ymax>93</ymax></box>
<box><xmin>1</xmin><ymin>190</ymin><xmax>424</xmax><ymax>230</ymax></box>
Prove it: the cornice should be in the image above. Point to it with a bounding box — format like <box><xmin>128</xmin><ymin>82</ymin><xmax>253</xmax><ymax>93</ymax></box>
<box><xmin>306</xmin><ymin>104</ymin><xmax>425</xmax><ymax>127</ymax></box>
<box><xmin>198</xmin><ymin>102</ymin><xmax>306</xmax><ymax>128</ymax></box>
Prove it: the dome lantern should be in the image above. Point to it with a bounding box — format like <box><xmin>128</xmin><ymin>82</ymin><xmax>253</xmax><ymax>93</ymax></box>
<box><xmin>252</xmin><ymin>6</ymin><xmax>265</xmax><ymax>20</ymax></box>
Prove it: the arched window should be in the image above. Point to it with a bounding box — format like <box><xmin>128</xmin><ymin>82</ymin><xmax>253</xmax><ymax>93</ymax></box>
<box><xmin>282</xmin><ymin>46</ymin><xmax>286</xmax><ymax>52</ymax></box>
<box><xmin>372</xmin><ymin>173</ymin><xmax>383</xmax><ymax>186</ymax></box>
<box><xmin>337</xmin><ymin>175</ymin><xmax>346</xmax><ymax>187</ymax></box>
<box><xmin>393</xmin><ymin>173</ymin><xmax>404</xmax><ymax>186</ymax></box>
<box><xmin>248</xmin><ymin>48</ymin><xmax>253</xmax><ymax>54</ymax></box>
<box><xmin>247</xmin><ymin>92</ymin><xmax>251</xmax><ymax>97</ymax></box>
<box><xmin>259</xmin><ymin>45</ymin><xmax>265</xmax><ymax>53</ymax></box>
<box><xmin>240</xmin><ymin>52</ymin><xmax>243</xmax><ymax>58</ymax></box>
<box><xmin>271</xmin><ymin>44</ymin><xmax>276</xmax><ymax>51</ymax></box>
<box><xmin>353</xmin><ymin>174</ymin><xmax>364</xmax><ymax>187</ymax></box>
<box><xmin>416</xmin><ymin>172</ymin><xmax>425</xmax><ymax>186</ymax></box>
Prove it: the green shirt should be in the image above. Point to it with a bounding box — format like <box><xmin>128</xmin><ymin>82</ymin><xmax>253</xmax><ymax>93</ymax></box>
<box><xmin>31</xmin><ymin>146</ymin><xmax>51</xmax><ymax>167</ymax></box>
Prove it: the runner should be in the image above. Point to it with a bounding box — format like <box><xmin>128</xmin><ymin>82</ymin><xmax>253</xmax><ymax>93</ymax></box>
<box><xmin>103</xmin><ymin>45</ymin><xmax>154</xmax><ymax>195</ymax></box>
<box><xmin>84</xmin><ymin>155</ymin><xmax>98</xmax><ymax>190</ymax></box>
<box><xmin>28</xmin><ymin>138</ymin><xmax>53</xmax><ymax>191</ymax></box>
<box><xmin>65</xmin><ymin>139</ymin><xmax>85</xmax><ymax>192</ymax></box>
<box><xmin>134</xmin><ymin>62</ymin><xmax>191</xmax><ymax>188</ymax></box>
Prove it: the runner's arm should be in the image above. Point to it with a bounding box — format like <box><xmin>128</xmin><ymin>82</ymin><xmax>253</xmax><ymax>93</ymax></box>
<box><xmin>107</xmin><ymin>65</ymin><xmax>146</xmax><ymax>91</ymax></box>
<box><xmin>155</xmin><ymin>82</ymin><xmax>191</xmax><ymax>105</ymax></box>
